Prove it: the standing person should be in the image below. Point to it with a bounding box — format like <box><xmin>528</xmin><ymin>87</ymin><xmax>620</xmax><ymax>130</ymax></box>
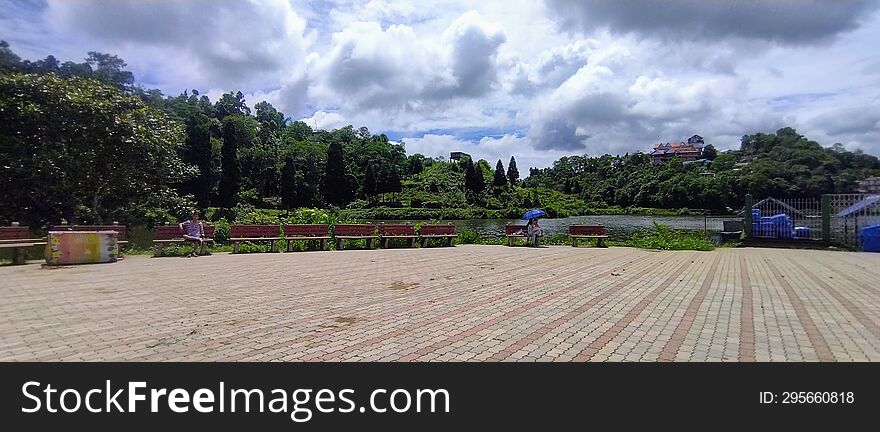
<box><xmin>526</xmin><ymin>218</ymin><xmax>543</xmax><ymax>247</ymax></box>
<box><xmin>179</xmin><ymin>211</ymin><xmax>206</xmax><ymax>257</ymax></box>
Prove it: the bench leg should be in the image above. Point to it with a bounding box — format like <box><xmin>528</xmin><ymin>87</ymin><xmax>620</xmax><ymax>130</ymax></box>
<box><xmin>571</xmin><ymin>237</ymin><xmax>577</xmax><ymax>247</ymax></box>
<box><xmin>12</xmin><ymin>247</ymin><xmax>26</xmax><ymax>265</ymax></box>
<box><xmin>447</xmin><ymin>237</ymin><xmax>453</xmax><ymax>247</ymax></box>
<box><xmin>233</xmin><ymin>241</ymin><xmax>240</xmax><ymax>254</ymax></box>
<box><xmin>200</xmin><ymin>242</ymin><xmax>208</xmax><ymax>255</ymax></box>
<box><xmin>367</xmin><ymin>238</ymin><xmax>374</xmax><ymax>249</ymax></box>
<box><xmin>320</xmin><ymin>239</ymin><xmax>326</xmax><ymax>251</ymax></box>
<box><xmin>408</xmin><ymin>238</ymin><xmax>415</xmax><ymax>248</ymax></box>
<box><xmin>336</xmin><ymin>239</ymin><xmax>344</xmax><ymax>250</ymax></box>
<box><xmin>270</xmin><ymin>240</ymin><xmax>277</xmax><ymax>253</ymax></box>
<box><xmin>597</xmin><ymin>237</ymin><xmax>606</xmax><ymax>248</ymax></box>
<box><xmin>153</xmin><ymin>244</ymin><xmax>162</xmax><ymax>257</ymax></box>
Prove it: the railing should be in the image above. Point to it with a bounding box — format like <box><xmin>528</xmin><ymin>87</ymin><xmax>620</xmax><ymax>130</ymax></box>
<box><xmin>746</xmin><ymin>196</ymin><xmax>822</xmax><ymax>241</ymax></box>
<box><xmin>828</xmin><ymin>194</ymin><xmax>880</xmax><ymax>249</ymax></box>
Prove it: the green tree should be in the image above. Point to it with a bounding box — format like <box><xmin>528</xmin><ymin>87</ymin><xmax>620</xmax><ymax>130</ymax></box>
<box><xmin>218</xmin><ymin>116</ymin><xmax>255</xmax><ymax>207</ymax></box>
<box><xmin>281</xmin><ymin>155</ymin><xmax>299</xmax><ymax>209</ymax></box>
<box><xmin>702</xmin><ymin>144</ymin><xmax>718</xmax><ymax>160</ymax></box>
<box><xmin>85</xmin><ymin>52</ymin><xmax>134</xmax><ymax>91</ymax></box>
<box><xmin>0</xmin><ymin>40</ymin><xmax>22</xmax><ymax>71</ymax></box>
<box><xmin>0</xmin><ymin>73</ymin><xmax>194</xmax><ymax>227</ymax></box>
<box><xmin>493</xmin><ymin>159</ymin><xmax>507</xmax><ymax>187</ymax></box>
<box><xmin>182</xmin><ymin>113</ymin><xmax>214</xmax><ymax>208</ymax></box>
<box><xmin>324</xmin><ymin>141</ymin><xmax>350</xmax><ymax>205</ymax></box>
<box><xmin>507</xmin><ymin>156</ymin><xmax>519</xmax><ymax>186</ymax></box>
<box><xmin>363</xmin><ymin>163</ymin><xmax>378</xmax><ymax>202</ymax></box>
<box><xmin>214</xmin><ymin>91</ymin><xmax>250</xmax><ymax>119</ymax></box>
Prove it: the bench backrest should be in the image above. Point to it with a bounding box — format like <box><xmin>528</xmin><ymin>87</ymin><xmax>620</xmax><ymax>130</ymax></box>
<box><xmin>283</xmin><ymin>224</ymin><xmax>329</xmax><ymax>237</ymax></box>
<box><xmin>420</xmin><ymin>224</ymin><xmax>456</xmax><ymax>235</ymax></box>
<box><xmin>0</xmin><ymin>226</ymin><xmax>32</xmax><ymax>240</ymax></box>
<box><xmin>153</xmin><ymin>225</ymin><xmax>215</xmax><ymax>240</ymax></box>
<box><xmin>505</xmin><ymin>224</ymin><xmax>526</xmax><ymax>235</ymax></box>
<box><xmin>53</xmin><ymin>224</ymin><xmax>128</xmax><ymax>240</ymax></box>
<box><xmin>334</xmin><ymin>224</ymin><xmax>376</xmax><ymax>236</ymax></box>
<box><xmin>230</xmin><ymin>224</ymin><xmax>280</xmax><ymax>238</ymax></box>
<box><xmin>569</xmin><ymin>225</ymin><xmax>606</xmax><ymax>235</ymax></box>
<box><xmin>379</xmin><ymin>224</ymin><xmax>415</xmax><ymax>236</ymax></box>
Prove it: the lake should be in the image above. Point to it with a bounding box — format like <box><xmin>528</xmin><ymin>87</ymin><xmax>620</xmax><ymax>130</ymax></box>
<box><xmin>367</xmin><ymin>215</ymin><xmax>738</xmax><ymax>242</ymax></box>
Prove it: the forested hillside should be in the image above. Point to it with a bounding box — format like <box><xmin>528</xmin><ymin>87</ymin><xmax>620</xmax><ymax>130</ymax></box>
<box><xmin>2</xmin><ymin>41</ymin><xmax>879</xmax><ymax>228</ymax></box>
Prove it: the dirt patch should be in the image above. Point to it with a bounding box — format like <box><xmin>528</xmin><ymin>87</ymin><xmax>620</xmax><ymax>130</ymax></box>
<box><xmin>390</xmin><ymin>281</ymin><xmax>420</xmax><ymax>291</ymax></box>
<box><xmin>334</xmin><ymin>316</ymin><xmax>359</xmax><ymax>325</ymax></box>
<box><xmin>146</xmin><ymin>328</ymin><xmax>199</xmax><ymax>348</ymax></box>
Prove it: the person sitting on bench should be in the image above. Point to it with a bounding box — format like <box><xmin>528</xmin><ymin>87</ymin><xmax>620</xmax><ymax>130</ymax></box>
<box><xmin>179</xmin><ymin>211</ymin><xmax>206</xmax><ymax>257</ymax></box>
<box><xmin>527</xmin><ymin>218</ymin><xmax>543</xmax><ymax>247</ymax></box>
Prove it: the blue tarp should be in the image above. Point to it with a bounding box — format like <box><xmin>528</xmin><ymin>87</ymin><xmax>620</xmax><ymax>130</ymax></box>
<box><xmin>860</xmin><ymin>224</ymin><xmax>880</xmax><ymax>252</ymax></box>
<box><xmin>752</xmin><ymin>213</ymin><xmax>794</xmax><ymax>238</ymax></box>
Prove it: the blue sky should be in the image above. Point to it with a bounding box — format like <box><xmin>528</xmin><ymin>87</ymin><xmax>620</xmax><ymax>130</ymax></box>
<box><xmin>2</xmin><ymin>0</ymin><xmax>879</xmax><ymax>169</ymax></box>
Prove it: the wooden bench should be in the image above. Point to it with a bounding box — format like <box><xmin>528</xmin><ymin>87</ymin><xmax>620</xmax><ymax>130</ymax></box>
<box><xmin>283</xmin><ymin>224</ymin><xmax>331</xmax><ymax>251</ymax></box>
<box><xmin>0</xmin><ymin>226</ymin><xmax>46</xmax><ymax>265</ymax></box>
<box><xmin>334</xmin><ymin>224</ymin><xmax>377</xmax><ymax>250</ymax></box>
<box><xmin>52</xmin><ymin>224</ymin><xmax>129</xmax><ymax>246</ymax></box>
<box><xmin>152</xmin><ymin>225</ymin><xmax>214</xmax><ymax>256</ymax></box>
<box><xmin>379</xmin><ymin>224</ymin><xmax>418</xmax><ymax>248</ymax></box>
<box><xmin>569</xmin><ymin>225</ymin><xmax>608</xmax><ymax>247</ymax></box>
<box><xmin>505</xmin><ymin>224</ymin><xmax>533</xmax><ymax>246</ymax></box>
<box><xmin>230</xmin><ymin>225</ymin><xmax>282</xmax><ymax>253</ymax></box>
<box><xmin>419</xmin><ymin>224</ymin><xmax>457</xmax><ymax>247</ymax></box>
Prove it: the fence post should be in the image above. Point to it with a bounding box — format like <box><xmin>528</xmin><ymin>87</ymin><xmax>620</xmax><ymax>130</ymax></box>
<box><xmin>743</xmin><ymin>194</ymin><xmax>753</xmax><ymax>239</ymax></box>
<box><xmin>821</xmin><ymin>195</ymin><xmax>831</xmax><ymax>242</ymax></box>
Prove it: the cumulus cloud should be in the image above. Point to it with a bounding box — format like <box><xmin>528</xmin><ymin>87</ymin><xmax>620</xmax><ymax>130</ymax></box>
<box><xmin>307</xmin><ymin>11</ymin><xmax>505</xmax><ymax>113</ymax></box>
<box><xmin>545</xmin><ymin>0</ymin><xmax>880</xmax><ymax>44</ymax></box>
<box><xmin>43</xmin><ymin>0</ymin><xmax>310</xmax><ymax>90</ymax></box>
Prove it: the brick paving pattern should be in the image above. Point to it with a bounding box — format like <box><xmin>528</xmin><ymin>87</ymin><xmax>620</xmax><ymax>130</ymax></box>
<box><xmin>1</xmin><ymin>246</ymin><xmax>878</xmax><ymax>361</ymax></box>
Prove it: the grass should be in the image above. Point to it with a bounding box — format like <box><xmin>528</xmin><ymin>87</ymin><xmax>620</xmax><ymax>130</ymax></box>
<box><xmin>625</xmin><ymin>223</ymin><xmax>715</xmax><ymax>251</ymax></box>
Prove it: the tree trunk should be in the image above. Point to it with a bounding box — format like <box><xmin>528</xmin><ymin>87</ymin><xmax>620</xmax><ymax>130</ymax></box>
<box><xmin>91</xmin><ymin>191</ymin><xmax>103</xmax><ymax>224</ymax></box>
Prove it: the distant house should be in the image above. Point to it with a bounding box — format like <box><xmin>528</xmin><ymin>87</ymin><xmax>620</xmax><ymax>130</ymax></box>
<box><xmin>857</xmin><ymin>176</ymin><xmax>880</xmax><ymax>194</ymax></box>
<box><xmin>650</xmin><ymin>135</ymin><xmax>705</xmax><ymax>163</ymax></box>
<box><xmin>450</xmin><ymin>151</ymin><xmax>470</xmax><ymax>162</ymax></box>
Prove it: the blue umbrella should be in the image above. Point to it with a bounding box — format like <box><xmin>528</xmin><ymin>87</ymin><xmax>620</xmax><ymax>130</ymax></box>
<box><xmin>522</xmin><ymin>209</ymin><xmax>546</xmax><ymax>220</ymax></box>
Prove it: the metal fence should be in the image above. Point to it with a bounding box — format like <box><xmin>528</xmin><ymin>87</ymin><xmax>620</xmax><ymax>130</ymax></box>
<box><xmin>749</xmin><ymin>197</ymin><xmax>822</xmax><ymax>240</ymax></box>
<box><xmin>828</xmin><ymin>194</ymin><xmax>880</xmax><ymax>249</ymax></box>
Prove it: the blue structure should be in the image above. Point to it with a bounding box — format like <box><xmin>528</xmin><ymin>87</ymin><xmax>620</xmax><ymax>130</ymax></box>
<box><xmin>860</xmin><ymin>225</ymin><xmax>880</xmax><ymax>253</ymax></box>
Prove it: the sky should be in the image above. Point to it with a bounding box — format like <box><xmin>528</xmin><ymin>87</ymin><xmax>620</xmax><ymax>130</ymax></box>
<box><xmin>2</xmin><ymin>0</ymin><xmax>880</xmax><ymax>170</ymax></box>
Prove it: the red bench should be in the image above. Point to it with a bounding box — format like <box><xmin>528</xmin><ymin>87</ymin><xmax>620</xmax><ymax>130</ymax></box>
<box><xmin>0</xmin><ymin>225</ymin><xmax>46</xmax><ymax>265</ymax></box>
<box><xmin>504</xmin><ymin>224</ymin><xmax>532</xmax><ymax>246</ymax></box>
<box><xmin>283</xmin><ymin>224</ymin><xmax>331</xmax><ymax>251</ymax></box>
<box><xmin>52</xmin><ymin>224</ymin><xmax>129</xmax><ymax>246</ymax></box>
<box><xmin>569</xmin><ymin>225</ymin><xmax>608</xmax><ymax>247</ymax></box>
<box><xmin>230</xmin><ymin>225</ymin><xmax>282</xmax><ymax>253</ymax></box>
<box><xmin>419</xmin><ymin>224</ymin><xmax>457</xmax><ymax>247</ymax></box>
<box><xmin>152</xmin><ymin>225</ymin><xmax>215</xmax><ymax>256</ymax></box>
<box><xmin>379</xmin><ymin>224</ymin><xmax>418</xmax><ymax>248</ymax></box>
<box><xmin>334</xmin><ymin>224</ymin><xmax>377</xmax><ymax>250</ymax></box>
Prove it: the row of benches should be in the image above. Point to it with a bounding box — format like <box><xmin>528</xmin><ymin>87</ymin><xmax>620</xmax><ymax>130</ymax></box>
<box><xmin>227</xmin><ymin>224</ymin><xmax>458</xmax><ymax>253</ymax></box>
<box><xmin>504</xmin><ymin>224</ymin><xmax>608</xmax><ymax>247</ymax></box>
<box><xmin>1</xmin><ymin>222</ymin><xmax>607</xmax><ymax>264</ymax></box>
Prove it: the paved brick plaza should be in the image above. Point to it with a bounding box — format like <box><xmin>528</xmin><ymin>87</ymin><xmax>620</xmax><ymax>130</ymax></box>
<box><xmin>1</xmin><ymin>245</ymin><xmax>879</xmax><ymax>362</ymax></box>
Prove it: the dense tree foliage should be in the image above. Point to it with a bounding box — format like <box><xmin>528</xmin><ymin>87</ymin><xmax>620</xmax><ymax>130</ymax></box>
<box><xmin>0</xmin><ymin>73</ymin><xmax>193</xmax><ymax>227</ymax></box>
<box><xmin>2</xmin><ymin>41</ymin><xmax>880</xmax><ymax>228</ymax></box>
<box><xmin>524</xmin><ymin>128</ymin><xmax>880</xmax><ymax>211</ymax></box>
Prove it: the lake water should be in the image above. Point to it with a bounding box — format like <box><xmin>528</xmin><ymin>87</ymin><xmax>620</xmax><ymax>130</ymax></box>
<box><xmin>368</xmin><ymin>215</ymin><xmax>737</xmax><ymax>242</ymax></box>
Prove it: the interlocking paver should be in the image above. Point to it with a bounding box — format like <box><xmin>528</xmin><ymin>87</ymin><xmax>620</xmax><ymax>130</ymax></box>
<box><xmin>1</xmin><ymin>246</ymin><xmax>879</xmax><ymax>361</ymax></box>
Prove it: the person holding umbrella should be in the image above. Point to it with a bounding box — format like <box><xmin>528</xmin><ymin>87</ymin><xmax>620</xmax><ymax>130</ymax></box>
<box><xmin>522</xmin><ymin>209</ymin><xmax>545</xmax><ymax>247</ymax></box>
